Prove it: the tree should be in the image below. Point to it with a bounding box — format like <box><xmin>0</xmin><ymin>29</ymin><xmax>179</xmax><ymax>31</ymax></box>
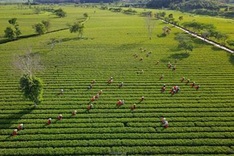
<box><xmin>83</xmin><ymin>13</ymin><xmax>88</xmax><ymax>18</ymax></box>
<box><xmin>178</xmin><ymin>0</ymin><xmax>220</xmax><ymax>11</ymax></box>
<box><xmin>13</xmin><ymin>49</ymin><xmax>43</xmax><ymax>77</ymax></box>
<box><xmin>8</xmin><ymin>18</ymin><xmax>21</xmax><ymax>38</ymax></box>
<box><xmin>179</xmin><ymin>16</ymin><xmax>183</xmax><ymax>21</ymax></box>
<box><xmin>48</xmin><ymin>38</ymin><xmax>61</xmax><ymax>50</ymax></box>
<box><xmin>33</xmin><ymin>23</ymin><xmax>46</xmax><ymax>35</ymax></box>
<box><xmin>168</xmin><ymin>13</ymin><xmax>173</xmax><ymax>19</ymax></box>
<box><xmin>162</xmin><ymin>26</ymin><xmax>171</xmax><ymax>35</ymax></box>
<box><xmin>69</xmin><ymin>22</ymin><xmax>84</xmax><ymax>38</ymax></box>
<box><xmin>146</xmin><ymin>0</ymin><xmax>171</xmax><ymax>8</ymax></box>
<box><xmin>183</xmin><ymin>21</ymin><xmax>203</xmax><ymax>32</ymax></box>
<box><xmin>8</xmin><ymin>18</ymin><xmax>17</xmax><ymax>25</ymax></box>
<box><xmin>145</xmin><ymin>12</ymin><xmax>155</xmax><ymax>40</ymax></box>
<box><xmin>211</xmin><ymin>31</ymin><xmax>228</xmax><ymax>45</ymax></box>
<box><xmin>215</xmin><ymin>32</ymin><xmax>228</xmax><ymax>42</ymax></box>
<box><xmin>33</xmin><ymin>20</ymin><xmax>50</xmax><ymax>35</ymax></box>
<box><xmin>41</xmin><ymin>20</ymin><xmax>51</xmax><ymax>31</ymax></box>
<box><xmin>34</xmin><ymin>7</ymin><xmax>41</xmax><ymax>14</ymax></box>
<box><xmin>175</xmin><ymin>33</ymin><xmax>194</xmax><ymax>52</ymax></box>
<box><xmin>178</xmin><ymin>41</ymin><xmax>193</xmax><ymax>52</ymax></box>
<box><xmin>20</xmin><ymin>74</ymin><xmax>43</xmax><ymax>106</ymax></box>
<box><xmin>201</xmin><ymin>31</ymin><xmax>210</xmax><ymax>38</ymax></box>
<box><xmin>4</xmin><ymin>27</ymin><xmax>15</xmax><ymax>40</ymax></box>
<box><xmin>54</xmin><ymin>8</ymin><xmax>66</xmax><ymax>18</ymax></box>
<box><xmin>14</xmin><ymin>49</ymin><xmax>44</xmax><ymax>106</ymax></box>
<box><xmin>4</xmin><ymin>18</ymin><xmax>21</xmax><ymax>40</ymax></box>
<box><xmin>15</xmin><ymin>26</ymin><xmax>21</xmax><ymax>37</ymax></box>
<box><xmin>27</xmin><ymin>0</ymin><xmax>31</xmax><ymax>8</ymax></box>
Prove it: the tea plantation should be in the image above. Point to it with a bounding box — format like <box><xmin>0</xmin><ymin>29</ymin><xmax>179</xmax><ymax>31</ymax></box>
<box><xmin>0</xmin><ymin>5</ymin><xmax>234</xmax><ymax>155</ymax></box>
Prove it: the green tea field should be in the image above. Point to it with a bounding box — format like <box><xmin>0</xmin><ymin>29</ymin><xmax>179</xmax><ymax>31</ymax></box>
<box><xmin>0</xmin><ymin>5</ymin><xmax>234</xmax><ymax>155</ymax></box>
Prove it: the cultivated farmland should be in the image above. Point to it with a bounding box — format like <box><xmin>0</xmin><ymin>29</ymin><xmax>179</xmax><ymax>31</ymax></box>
<box><xmin>0</xmin><ymin>5</ymin><xmax>234</xmax><ymax>155</ymax></box>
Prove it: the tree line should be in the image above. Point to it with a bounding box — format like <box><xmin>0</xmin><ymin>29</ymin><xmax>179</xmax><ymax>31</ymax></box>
<box><xmin>146</xmin><ymin>0</ymin><xmax>234</xmax><ymax>18</ymax></box>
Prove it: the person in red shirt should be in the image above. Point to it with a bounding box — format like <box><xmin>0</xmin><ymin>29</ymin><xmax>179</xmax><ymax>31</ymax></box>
<box><xmin>191</xmin><ymin>82</ymin><xmax>196</xmax><ymax>88</ymax></box>
<box><xmin>87</xmin><ymin>104</ymin><xmax>93</xmax><ymax>111</ymax></box>
<box><xmin>12</xmin><ymin>129</ymin><xmax>17</xmax><ymax>136</ymax></box>
<box><xmin>170</xmin><ymin>86</ymin><xmax>180</xmax><ymax>95</ymax></box>
<box><xmin>47</xmin><ymin>118</ymin><xmax>52</xmax><ymax>125</ymax></box>
<box><xmin>17</xmin><ymin>124</ymin><xmax>24</xmax><ymax>130</ymax></box>
<box><xmin>174</xmin><ymin>86</ymin><xmax>180</xmax><ymax>93</ymax></box>
<box><xmin>91</xmin><ymin>96</ymin><xmax>96</xmax><ymax>102</ymax></box>
<box><xmin>95</xmin><ymin>94</ymin><xmax>99</xmax><ymax>99</ymax></box>
<box><xmin>116</xmin><ymin>100</ymin><xmax>124</xmax><ymax>107</ymax></box>
<box><xmin>195</xmin><ymin>84</ymin><xmax>200</xmax><ymax>90</ymax></box>
<box><xmin>162</xmin><ymin>120</ymin><xmax>169</xmax><ymax>128</ymax></box>
<box><xmin>160</xmin><ymin>116</ymin><xmax>169</xmax><ymax>128</ymax></box>
<box><xmin>170</xmin><ymin>87</ymin><xmax>175</xmax><ymax>95</ymax></box>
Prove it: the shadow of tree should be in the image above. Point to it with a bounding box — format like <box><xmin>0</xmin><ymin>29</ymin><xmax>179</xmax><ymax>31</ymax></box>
<box><xmin>229</xmin><ymin>54</ymin><xmax>234</xmax><ymax>65</ymax></box>
<box><xmin>160</xmin><ymin>58</ymin><xmax>170</xmax><ymax>63</ymax></box>
<box><xmin>0</xmin><ymin>34</ymin><xmax>38</xmax><ymax>44</ymax></box>
<box><xmin>211</xmin><ymin>46</ymin><xmax>224</xmax><ymax>51</ymax></box>
<box><xmin>61</xmin><ymin>36</ymin><xmax>90</xmax><ymax>43</ymax></box>
<box><xmin>116</xmin><ymin>41</ymin><xmax>147</xmax><ymax>51</ymax></box>
<box><xmin>0</xmin><ymin>28</ymin><xmax>69</xmax><ymax>45</ymax></box>
<box><xmin>157</xmin><ymin>33</ymin><xmax>167</xmax><ymax>38</ymax></box>
<box><xmin>193</xmin><ymin>38</ymin><xmax>209</xmax><ymax>45</ymax></box>
<box><xmin>169</xmin><ymin>47</ymin><xmax>181</xmax><ymax>52</ymax></box>
<box><xmin>0</xmin><ymin>106</ymin><xmax>34</xmax><ymax>129</ymax></box>
<box><xmin>168</xmin><ymin>52</ymin><xmax>190</xmax><ymax>60</ymax></box>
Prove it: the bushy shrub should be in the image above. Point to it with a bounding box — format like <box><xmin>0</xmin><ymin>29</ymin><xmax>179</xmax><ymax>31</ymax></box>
<box><xmin>227</xmin><ymin>40</ymin><xmax>234</xmax><ymax>46</ymax></box>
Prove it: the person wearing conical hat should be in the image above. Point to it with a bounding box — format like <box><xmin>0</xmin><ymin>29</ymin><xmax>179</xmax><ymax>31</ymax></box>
<box><xmin>72</xmin><ymin>110</ymin><xmax>77</xmax><ymax>116</ymax></box>
<box><xmin>195</xmin><ymin>84</ymin><xmax>200</xmax><ymax>90</ymax></box>
<box><xmin>98</xmin><ymin>90</ymin><xmax>103</xmax><ymax>95</ymax></box>
<box><xmin>87</xmin><ymin>104</ymin><xmax>93</xmax><ymax>111</ymax></box>
<box><xmin>12</xmin><ymin>129</ymin><xmax>17</xmax><ymax>136</ymax></box>
<box><xmin>47</xmin><ymin>118</ymin><xmax>52</xmax><ymax>125</ymax></box>
<box><xmin>17</xmin><ymin>124</ymin><xmax>24</xmax><ymax>130</ymax></box>
<box><xmin>91</xmin><ymin>96</ymin><xmax>96</xmax><ymax>102</ymax></box>
<box><xmin>191</xmin><ymin>82</ymin><xmax>196</xmax><ymax>88</ymax></box>
<box><xmin>130</xmin><ymin>104</ymin><xmax>136</xmax><ymax>111</ymax></box>
<box><xmin>108</xmin><ymin>77</ymin><xmax>113</xmax><ymax>84</ymax></box>
<box><xmin>140</xmin><ymin>96</ymin><xmax>144</xmax><ymax>102</ymax></box>
<box><xmin>57</xmin><ymin>114</ymin><xmax>63</xmax><ymax>120</ymax></box>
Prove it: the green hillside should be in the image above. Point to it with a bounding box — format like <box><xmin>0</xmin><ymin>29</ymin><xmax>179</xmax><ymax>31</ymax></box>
<box><xmin>0</xmin><ymin>5</ymin><xmax>234</xmax><ymax>155</ymax></box>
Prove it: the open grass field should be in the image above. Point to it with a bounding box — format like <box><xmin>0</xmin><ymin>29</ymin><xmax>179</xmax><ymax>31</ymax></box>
<box><xmin>0</xmin><ymin>4</ymin><xmax>234</xmax><ymax>155</ymax></box>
